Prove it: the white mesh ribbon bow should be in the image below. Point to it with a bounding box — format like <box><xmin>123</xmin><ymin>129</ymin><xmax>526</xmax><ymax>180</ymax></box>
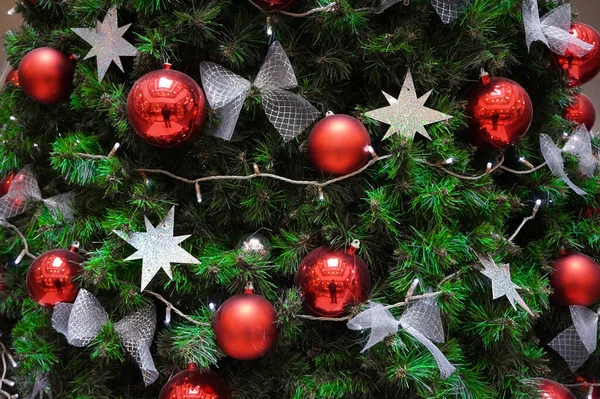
<box><xmin>548</xmin><ymin>305</ymin><xmax>599</xmax><ymax>371</ymax></box>
<box><xmin>51</xmin><ymin>289</ymin><xmax>159</xmax><ymax>386</ymax></box>
<box><xmin>0</xmin><ymin>166</ymin><xmax>74</xmax><ymax>221</ymax></box>
<box><xmin>347</xmin><ymin>298</ymin><xmax>456</xmax><ymax>378</ymax></box>
<box><xmin>379</xmin><ymin>0</ymin><xmax>471</xmax><ymax>23</ymax></box>
<box><xmin>540</xmin><ymin>125</ymin><xmax>596</xmax><ymax>196</ymax></box>
<box><xmin>200</xmin><ymin>41</ymin><xmax>320</xmax><ymax>142</ymax></box>
<box><xmin>522</xmin><ymin>0</ymin><xmax>594</xmax><ymax>56</ymax></box>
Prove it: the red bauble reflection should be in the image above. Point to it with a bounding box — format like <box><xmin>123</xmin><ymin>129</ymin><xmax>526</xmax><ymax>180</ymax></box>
<box><xmin>295</xmin><ymin>244</ymin><xmax>371</xmax><ymax>317</ymax></box>
<box><xmin>253</xmin><ymin>0</ymin><xmax>296</xmax><ymax>10</ymax></box>
<box><xmin>307</xmin><ymin>114</ymin><xmax>372</xmax><ymax>175</ymax></box>
<box><xmin>466</xmin><ymin>74</ymin><xmax>533</xmax><ymax>149</ymax></box>
<box><xmin>564</xmin><ymin>93</ymin><xmax>596</xmax><ymax>130</ymax></box>
<box><xmin>0</xmin><ymin>172</ymin><xmax>16</xmax><ymax>197</ymax></box>
<box><xmin>26</xmin><ymin>248</ymin><xmax>83</xmax><ymax>307</ymax></box>
<box><xmin>550</xmin><ymin>253</ymin><xmax>600</xmax><ymax>306</ymax></box>
<box><xmin>213</xmin><ymin>286</ymin><xmax>278</xmax><ymax>360</ymax></box>
<box><xmin>4</xmin><ymin>68</ymin><xmax>19</xmax><ymax>87</ymax></box>
<box><xmin>534</xmin><ymin>379</ymin><xmax>575</xmax><ymax>399</ymax></box>
<box><xmin>554</xmin><ymin>23</ymin><xmax>600</xmax><ymax>87</ymax></box>
<box><xmin>127</xmin><ymin>63</ymin><xmax>207</xmax><ymax>147</ymax></box>
<box><xmin>158</xmin><ymin>363</ymin><xmax>231</xmax><ymax>399</ymax></box>
<box><xmin>18</xmin><ymin>47</ymin><xmax>74</xmax><ymax>104</ymax></box>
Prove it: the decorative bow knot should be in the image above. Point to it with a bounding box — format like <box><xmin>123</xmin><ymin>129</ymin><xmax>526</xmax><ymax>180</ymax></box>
<box><xmin>52</xmin><ymin>289</ymin><xmax>159</xmax><ymax>386</ymax></box>
<box><xmin>200</xmin><ymin>41</ymin><xmax>320</xmax><ymax>142</ymax></box>
<box><xmin>540</xmin><ymin>125</ymin><xmax>596</xmax><ymax>196</ymax></box>
<box><xmin>0</xmin><ymin>166</ymin><xmax>74</xmax><ymax>221</ymax></box>
<box><xmin>523</xmin><ymin>0</ymin><xmax>594</xmax><ymax>56</ymax></box>
<box><xmin>347</xmin><ymin>297</ymin><xmax>456</xmax><ymax>379</ymax></box>
<box><xmin>379</xmin><ymin>0</ymin><xmax>471</xmax><ymax>24</ymax></box>
<box><xmin>548</xmin><ymin>305</ymin><xmax>599</xmax><ymax>371</ymax></box>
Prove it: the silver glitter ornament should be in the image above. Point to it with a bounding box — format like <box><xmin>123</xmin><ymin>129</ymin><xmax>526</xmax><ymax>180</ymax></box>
<box><xmin>71</xmin><ymin>6</ymin><xmax>137</xmax><ymax>82</ymax></box>
<box><xmin>238</xmin><ymin>233</ymin><xmax>271</xmax><ymax>260</ymax></box>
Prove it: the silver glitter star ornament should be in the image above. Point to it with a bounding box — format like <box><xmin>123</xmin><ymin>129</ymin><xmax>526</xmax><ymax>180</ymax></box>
<box><xmin>365</xmin><ymin>72</ymin><xmax>452</xmax><ymax>140</ymax></box>
<box><xmin>476</xmin><ymin>253</ymin><xmax>534</xmax><ymax>316</ymax></box>
<box><xmin>114</xmin><ymin>207</ymin><xmax>199</xmax><ymax>291</ymax></box>
<box><xmin>71</xmin><ymin>6</ymin><xmax>137</xmax><ymax>82</ymax></box>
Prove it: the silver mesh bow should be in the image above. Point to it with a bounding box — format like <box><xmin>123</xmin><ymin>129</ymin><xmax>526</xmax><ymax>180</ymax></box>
<box><xmin>52</xmin><ymin>289</ymin><xmax>159</xmax><ymax>386</ymax></box>
<box><xmin>0</xmin><ymin>166</ymin><xmax>74</xmax><ymax>221</ymax></box>
<box><xmin>548</xmin><ymin>305</ymin><xmax>599</xmax><ymax>371</ymax></box>
<box><xmin>26</xmin><ymin>372</ymin><xmax>52</xmax><ymax>399</ymax></box>
<box><xmin>539</xmin><ymin>133</ymin><xmax>587</xmax><ymax>196</ymax></box>
<box><xmin>378</xmin><ymin>0</ymin><xmax>471</xmax><ymax>23</ymax></box>
<box><xmin>200</xmin><ymin>42</ymin><xmax>320</xmax><ymax>142</ymax></box>
<box><xmin>347</xmin><ymin>297</ymin><xmax>456</xmax><ymax>379</ymax></box>
<box><xmin>523</xmin><ymin>0</ymin><xmax>594</xmax><ymax>56</ymax></box>
<box><xmin>563</xmin><ymin>124</ymin><xmax>596</xmax><ymax>178</ymax></box>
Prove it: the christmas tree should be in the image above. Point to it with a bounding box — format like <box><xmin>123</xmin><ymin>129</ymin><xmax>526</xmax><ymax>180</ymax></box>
<box><xmin>1</xmin><ymin>0</ymin><xmax>600</xmax><ymax>398</ymax></box>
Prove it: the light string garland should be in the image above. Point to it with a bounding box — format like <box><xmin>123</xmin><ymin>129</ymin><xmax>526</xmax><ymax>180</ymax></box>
<box><xmin>0</xmin><ymin>340</ymin><xmax>17</xmax><ymax>399</ymax></box>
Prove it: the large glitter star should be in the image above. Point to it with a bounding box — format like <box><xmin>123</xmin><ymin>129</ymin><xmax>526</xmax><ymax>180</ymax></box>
<box><xmin>71</xmin><ymin>6</ymin><xmax>137</xmax><ymax>82</ymax></box>
<box><xmin>114</xmin><ymin>207</ymin><xmax>199</xmax><ymax>291</ymax></box>
<box><xmin>476</xmin><ymin>253</ymin><xmax>533</xmax><ymax>316</ymax></box>
<box><xmin>365</xmin><ymin>72</ymin><xmax>452</xmax><ymax>140</ymax></box>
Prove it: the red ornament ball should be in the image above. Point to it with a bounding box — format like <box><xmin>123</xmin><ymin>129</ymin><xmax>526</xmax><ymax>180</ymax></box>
<box><xmin>564</xmin><ymin>93</ymin><xmax>596</xmax><ymax>130</ymax></box>
<box><xmin>252</xmin><ymin>0</ymin><xmax>296</xmax><ymax>10</ymax></box>
<box><xmin>213</xmin><ymin>285</ymin><xmax>278</xmax><ymax>360</ymax></box>
<box><xmin>127</xmin><ymin>63</ymin><xmax>207</xmax><ymax>147</ymax></box>
<box><xmin>466</xmin><ymin>73</ymin><xmax>533</xmax><ymax>149</ymax></box>
<box><xmin>533</xmin><ymin>379</ymin><xmax>575</xmax><ymax>399</ymax></box>
<box><xmin>158</xmin><ymin>363</ymin><xmax>230</xmax><ymax>399</ymax></box>
<box><xmin>0</xmin><ymin>172</ymin><xmax>16</xmax><ymax>197</ymax></box>
<box><xmin>3</xmin><ymin>68</ymin><xmax>19</xmax><ymax>87</ymax></box>
<box><xmin>554</xmin><ymin>23</ymin><xmax>600</xmax><ymax>87</ymax></box>
<box><xmin>26</xmin><ymin>247</ymin><xmax>83</xmax><ymax>307</ymax></box>
<box><xmin>295</xmin><ymin>242</ymin><xmax>371</xmax><ymax>317</ymax></box>
<box><xmin>550</xmin><ymin>253</ymin><xmax>600</xmax><ymax>306</ymax></box>
<box><xmin>18</xmin><ymin>47</ymin><xmax>75</xmax><ymax>104</ymax></box>
<box><xmin>307</xmin><ymin>113</ymin><xmax>372</xmax><ymax>175</ymax></box>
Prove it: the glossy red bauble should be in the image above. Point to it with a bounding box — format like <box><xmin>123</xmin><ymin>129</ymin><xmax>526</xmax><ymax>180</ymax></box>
<box><xmin>26</xmin><ymin>248</ymin><xmax>83</xmax><ymax>307</ymax></box>
<box><xmin>554</xmin><ymin>23</ymin><xmax>600</xmax><ymax>87</ymax></box>
<box><xmin>307</xmin><ymin>114</ymin><xmax>372</xmax><ymax>175</ymax></box>
<box><xmin>533</xmin><ymin>379</ymin><xmax>575</xmax><ymax>399</ymax></box>
<box><xmin>295</xmin><ymin>244</ymin><xmax>371</xmax><ymax>317</ymax></box>
<box><xmin>18</xmin><ymin>47</ymin><xmax>75</xmax><ymax>104</ymax></box>
<box><xmin>213</xmin><ymin>286</ymin><xmax>278</xmax><ymax>360</ymax></box>
<box><xmin>466</xmin><ymin>74</ymin><xmax>533</xmax><ymax>149</ymax></box>
<box><xmin>252</xmin><ymin>0</ymin><xmax>296</xmax><ymax>10</ymax></box>
<box><xmin>127</xmin><ymin>63</ymin><xmax>207</xmax><ymax>147</ymax></box>
<box><xmin>4</xmin><ymin>68</ymin><xmax>19</xmax><ymax>87</ymax></box>
<box><xmin>550</xmin><ymin>253</ymin><xmax>600</xmax><ymax>306</ymax></box>
<box><xmin>158</xmin><ymin>363</ymin><xmax>231</xmax><ymax>399</ymax></box>
<box><xmin>0</xmin><ymin>172</ymin><xmax>16</xmax><ymax>197</ymax></box>
<box><xmin>564</xmin><ymin>93</ymin><xmax>596</xmax><ymax>130</ymax></box>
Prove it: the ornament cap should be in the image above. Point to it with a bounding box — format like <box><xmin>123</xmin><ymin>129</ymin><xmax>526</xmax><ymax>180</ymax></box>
<box><xmin>244</xmin><ymin>281</ymin><xmax>255</xmax><ymax>294</ymax></box>
<box><xmin>325</xmin><ymin>111</ymin><xmax>335</xmax><ymax>117</ymax></box>
<box><xmin>480</xmin><ymin>69</ymin><xmax>491</xmax><ymax>85</ymax></box>
<box><xmin>69</xmin><ymin>241</ymin><xmax>80</xmax><ymax>253</ymax></box>
<box><xmin>348</xmin><ymin>239</ymin><xmax>360</xmax><ymax>255</ymax></box>
<box><xmin>163</xmin><ymin>63</ymin><xmax>172</xmax><ymax>70</ymax></box>
<box><xmin>187</xmin><ymin>362</ymin><xmax>197</xmax><ymax>371</ymax></box>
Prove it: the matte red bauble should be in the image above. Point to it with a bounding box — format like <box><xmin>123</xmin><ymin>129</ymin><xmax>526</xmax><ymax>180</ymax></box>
<box><xmin>466</xmin><ymin>73</ymin><xmax>533</xmax><ymax>149</ymax></box>
<box><xmin>554</xmin><ymin>23</ymin><xmax>600</xmax><ymax>87</ymax></box>
<box><xmin>4</xmin><ymin>68</ymin><xmax>19</xmax><ymax>87</ymax></box>
<box><xmin>18</xmin><ymin>47</ymin><xmax>74</xmax><ymax>104</ymax></box>
<box><xmin>307</xmin><ymin>113</ymin><xmax>372</xmax><ymax>175</ymax></box>
<box><xmin>26</xmin><ymin>247</ymin><xmax>83</xmax><ymax>307</ymax></box>
<box><xmin>295</xmin><ymin>242</ymin><xmax>371</xmax><ymax>317</ymax></box>
<box><xmin>533</xmin><ymin>379</ymin><xmax>575</xmax><ymax>399</ymax></box>
<box><xmin>127</xmin><ymin>63</ymin><xmax>207</xmax><ymax>147</ymax></box>
<box><xmin>158</xmin><ymin>363</ymin><xmax>231</xmax><ymax>399</ymax></box>
<box><xmin>550</xmin><ymin>253</ymin><xmax>600</xmax><ymax>306</ymax></box>
<box><xmin>213</xmin><ymin>285</ymin><xmax>278</xmax><ymax>360</ymax></box>
<box><xmin>0</xmin><ymin>172</ymin><xmax>16</xmax><ymax>197</ymax></box>
<box><xmin>564</xmin><ymin>93</ymin><xmax>596</xmax><ymax>130</ymax></box>
<box><xmin>252</xmin><ymin>0</ymin><xmax>296</xmax><ymax>10</ymax></box>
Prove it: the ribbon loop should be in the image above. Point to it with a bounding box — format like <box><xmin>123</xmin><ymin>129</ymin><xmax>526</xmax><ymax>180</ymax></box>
<box><xmin>347</xmin><ymin>302</ymin><xmax>400</xmax><ymax>353</ymax></box>
<box><xmin>563</xmin><ymin>124</ymin><xmax>596</xmax><ymax>178</ymax></box>
<box><xmin>52</xmin><ymin>290</ymin><xmax>159</xmax><ymax>386</ymax></box>
<box><xmin>539</xmin><ymin>134</ymin><xmax>587</xmax><ymax>196</ymax></box>
<box><xmin>200</xmin><ymin>41</ymin><xmax>320</xmax><ymax>142</ymax></box>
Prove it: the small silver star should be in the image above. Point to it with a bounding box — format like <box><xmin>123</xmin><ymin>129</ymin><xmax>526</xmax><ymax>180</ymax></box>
<box><xmin>365</xmin><ymin>72</ymin><xmax>452</xmax><ymax>140</ymax></box>
<box><xmin>476</xmin><ymin>253</ymin><xmax>534</xmax><ymax>316</ymax></box>
<box><xmin>114</xmin><ymin>207</ymin><xmax>199</xmax><ymax>291</ymax></box>
<box><xmin>72</xmin><ymin>7</ymin><xmax>137</xmax><ymax>82</ymax></box>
